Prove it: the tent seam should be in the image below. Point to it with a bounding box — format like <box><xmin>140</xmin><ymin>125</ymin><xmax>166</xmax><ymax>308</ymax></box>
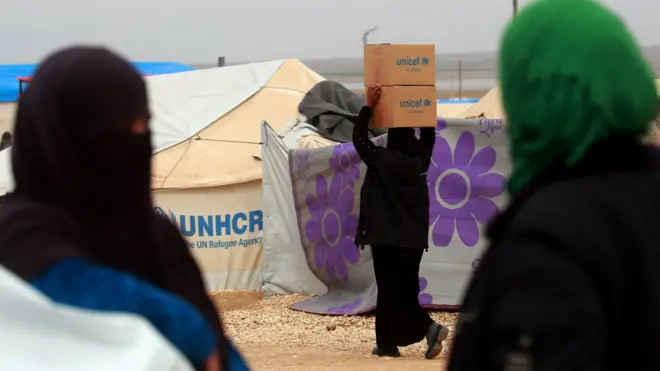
<box><xmin>157</xmin><ymin>139</ymin><xmax>194</xmax><ymax>189</ymax></box>
<box><xmin>151</xmin><ymin>60</ymin><xmax>286</xmax><ymax>155</ymax></box>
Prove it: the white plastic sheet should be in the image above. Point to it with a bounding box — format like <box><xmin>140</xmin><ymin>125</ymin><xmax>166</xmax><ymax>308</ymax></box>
<box><xmin>0</xmin><ymin>148</ymin><xmax>12</xmax><ymax>194</ymax></box>
<box><xmin>0</xmin><ymin>267</ymin><xmax>193</xmax><ymax>371</ymax></box>
<box><xmin>260</xmin><ymin>122</ymin><xmax>326</xmax><ymax>295</ymax></box>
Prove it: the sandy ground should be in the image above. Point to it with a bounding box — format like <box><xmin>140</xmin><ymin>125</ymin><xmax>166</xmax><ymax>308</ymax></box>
<box><xmin>212</xmin><ymin>290</ymin><xmax>458</xmax><ymax>371</ymax></box>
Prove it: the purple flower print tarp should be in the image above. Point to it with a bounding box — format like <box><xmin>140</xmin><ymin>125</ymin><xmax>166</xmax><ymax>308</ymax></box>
<box><xmin>288</xmin><ymin>118</ymin><xmax>508</xmax><ymax>315</ymax></box>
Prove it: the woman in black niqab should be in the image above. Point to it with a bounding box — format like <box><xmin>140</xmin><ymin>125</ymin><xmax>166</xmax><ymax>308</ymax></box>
<box><xmin>0</xmin><ymin>47</ymin><xmax>238</xmax><ymax>370</ymax></box>
<box><xmin>9</xmin><ymin>46</ymin><xmax>155</xmax><ymax>273</ymax></box>
<box><xmin>352</xmin><ymin>85</ymin><xmax>449</xmax><ymax>360</ymax></box>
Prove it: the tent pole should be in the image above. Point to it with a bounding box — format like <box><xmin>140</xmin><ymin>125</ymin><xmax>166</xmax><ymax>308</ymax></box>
<box><xmin>458</xmin><ymin>60</ymin><xmax>463</xmax><ymax>99</ymax></box>
<box><xmin>513</xmin><ymin>0</ymin><xmax>518</xmax><ymax>16</ymax></box>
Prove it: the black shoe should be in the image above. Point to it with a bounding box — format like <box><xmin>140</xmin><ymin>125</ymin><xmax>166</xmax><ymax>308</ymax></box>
<box><xmin>372</xmin><ymin>346</ymin><xmax>401</xmax><ymax>357</ymax></box>
<box><xmin>425</xmin><ymin>323</ymin><xmax>450</xmax><ymax>359</ymax></box>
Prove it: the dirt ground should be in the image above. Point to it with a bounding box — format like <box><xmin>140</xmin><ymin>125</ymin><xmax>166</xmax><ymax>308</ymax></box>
<box><xmin>240</xmin><ymin>346</ymin><xmax>447</xmax><ymax>371</ymax></box>
<box><xmin>212</xmin><ymin>290</ymin><xmax>457</xmax><ymax>371</ymax></box>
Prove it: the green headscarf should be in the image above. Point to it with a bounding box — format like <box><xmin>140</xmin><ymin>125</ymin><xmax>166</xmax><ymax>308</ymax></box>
<box><xmin>499</xmin><ymin>0</ymin><xmax>658</xmax><ymax>195</ymax></box>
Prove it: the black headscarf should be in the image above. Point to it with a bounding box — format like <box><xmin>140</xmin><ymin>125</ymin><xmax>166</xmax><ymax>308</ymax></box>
<box><xmin>7</xmin><ymin>46</ymin><xmax>155</xmax><ymax>275</ymax></box>
<box><xmin>0</xmin><ymin>46</ymin><xmax>229</xmax><ymax>369</ymax></box>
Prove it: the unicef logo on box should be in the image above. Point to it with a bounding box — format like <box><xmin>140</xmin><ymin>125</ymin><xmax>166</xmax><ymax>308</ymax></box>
<box><xmin>399</xmin><ymin>98</ymin><xmax>424</xmax><ymax>108</ymax></box>
<box><xmin>395</xmin><ymin>56</ymin><xmax>430</xmax><ymax>74</ymax></box>
<box><xmin>423</xmin><ymin>99</ymin><xmax>432</xmax><ymax>107</ymax></box>
<box><xmin>395</xmin><ymin>56</ymin><xmax>430</xmax><ymax>66</ymax></box>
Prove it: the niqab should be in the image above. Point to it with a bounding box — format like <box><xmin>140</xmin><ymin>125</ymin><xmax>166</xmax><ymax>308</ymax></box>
<box><xmin>387</xmin><ymin>128</ymin><xmax>423</xmax><ymax>158</ymax></box>
<box><xmin>7</xmin><ymin>46</ymin><xmax>154</xmax><ymax>276</ymax></box>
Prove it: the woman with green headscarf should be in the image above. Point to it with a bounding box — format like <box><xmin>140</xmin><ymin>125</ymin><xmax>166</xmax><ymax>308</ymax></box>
<box><xmin>447</xmin><ymin>0</ymin><xmax>660</xmax><ymax>370</ymax></box>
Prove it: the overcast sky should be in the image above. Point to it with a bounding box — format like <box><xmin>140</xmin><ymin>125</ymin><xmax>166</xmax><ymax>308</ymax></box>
<box><xmin>0</xmin><ymin>0</ymin><xmax>657</xmax><ymax>64</ymax></box>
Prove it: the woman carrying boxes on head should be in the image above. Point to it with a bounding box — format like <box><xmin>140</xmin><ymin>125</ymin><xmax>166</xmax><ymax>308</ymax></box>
<box><xmin>352</xmin><ymin>83</ymin><xmax>448</xmax><ymax>359</ymax></box>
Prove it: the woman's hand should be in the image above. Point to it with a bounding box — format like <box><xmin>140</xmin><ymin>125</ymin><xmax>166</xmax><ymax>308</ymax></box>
<box><xmin>366</xmin><ymin>84</ymin><xmax>381</xmax><ymax>107</ymax></box>
<box><xmin>205</xmin><ymin>353</ymin><xmax>221</xmax><ymax>371</ymax></box>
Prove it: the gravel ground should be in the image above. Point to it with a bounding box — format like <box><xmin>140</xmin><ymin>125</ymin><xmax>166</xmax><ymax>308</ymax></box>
<box><xmin>212</xmin><ymin>290</ymin><xmax>458</xmax><ymax>371</ymax></box>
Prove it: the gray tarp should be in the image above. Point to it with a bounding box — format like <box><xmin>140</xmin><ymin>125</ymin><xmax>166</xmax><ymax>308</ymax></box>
<box><xmin>298</xmin><ymin>81</ymin><xmax>386</xmax><ymax>143</ymax></box>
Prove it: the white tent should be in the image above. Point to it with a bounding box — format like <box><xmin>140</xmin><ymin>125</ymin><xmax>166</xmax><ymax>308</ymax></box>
<box><xmin>455</xmin><ymin>79</ymin><xmax>660</xmax><ymax>119</ymax></box>
<box><xmin>437</xmin><ymin>101</ymin><xmax>476</xmax><ymax>118</ymax></box>
<box><xmin>0</xmin><ymin>59</ymin><xmax>324</xmax><ymax>291</ymax></box>
<box><xmin>457</xmin><ymin>87</ymin><xmax>505</xmax><ymax>119</ymax></box>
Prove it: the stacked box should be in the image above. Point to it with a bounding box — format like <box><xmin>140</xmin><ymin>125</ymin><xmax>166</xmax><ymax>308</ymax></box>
<box><xmin>364</xmin><ymin>44</ymin><xmax>437</xmax><ymax>128</ymax></box>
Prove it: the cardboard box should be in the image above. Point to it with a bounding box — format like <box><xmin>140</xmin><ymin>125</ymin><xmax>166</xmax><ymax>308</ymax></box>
<box><xmin>364</xmin><ymin>44</ymin><xmax>436</xmax><ymax>86</ymax></box>
<box><xmin>370</xmin><ymin>86</ymin><xmax>437</xmax><ymax>128</ymax></box>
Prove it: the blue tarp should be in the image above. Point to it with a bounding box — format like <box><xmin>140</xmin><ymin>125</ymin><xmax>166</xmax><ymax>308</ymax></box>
<box><xmin>0</xmin><ymin>62</ymin><xmax>195</xmax><ymax>103</ymax></box>
<box><xmin>437</xmin><ymin>98</ymin><xmax>479</xmax><ymax>104</ymax></box>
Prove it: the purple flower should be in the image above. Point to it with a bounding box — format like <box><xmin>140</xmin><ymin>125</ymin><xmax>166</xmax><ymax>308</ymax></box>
<box><xmin>328</xmin><ymin>297</ymin><xmax>363</xmax><ymax>314</ymax></box>
<box><xmin>428</xmin><ymin>131</ymin><xmax>505</xmax><ymax>247</ymax></box>
<box><xmin>436</xmin><ymin>118</ymin><xmax>447</xmax><ymax>131</ymax></box>
<box><xmin>418</xmin><ymin>277</ymin><xmax>433</xmax><ymax>305</ymax></box>
<box><xmin>329</xmin><ymin>143</ymin><xmax>361</xmax><ymax>189</ymax></box>
<box><xmin>304</xmin><ymin>174</ymin><xmax>360</xmax><ymax>281</ymax></box>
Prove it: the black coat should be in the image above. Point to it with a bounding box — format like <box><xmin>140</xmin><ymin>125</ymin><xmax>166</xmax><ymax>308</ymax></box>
<box><xmin>351</xmin><ymin>106</ymin><xmax>435</xmax><ymax>250</ymax></box>
<box><xmin>448</xmin><ymin>137</ymin><xmax>660</xmax><ymax>371</ymax></box>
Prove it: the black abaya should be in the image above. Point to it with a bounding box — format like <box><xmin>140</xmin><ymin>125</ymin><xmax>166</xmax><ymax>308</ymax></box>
<box><xmin>351</xmin><ymin>104</ymin><xmax>437</xmax><ymax>350</ymax></box>
<box><xmin>372</xmin><ymin>244</ymin><xmax>434</xmax><ymax>348</ymax></box>
<box><xmin>351</xmin><ymin>107</ymin><xmax>435</xmax><ymax>250</ymax></box>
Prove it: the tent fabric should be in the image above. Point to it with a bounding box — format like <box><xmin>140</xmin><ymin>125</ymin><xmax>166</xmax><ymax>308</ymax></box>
<box><xmin>457</xmin><ymin>79</ymin><xmax>660</xmax><ymax>119</ymax></box>
<box><xmin>0</xmin><ymin>59</ymin><xmax>324</xmax><ymax>195</ymax></box>
<box><xmin>0</xmin><ymin>266</ymin><xmax>193</xmax><ymax>371</ymax></box>
<box><xmin>260</xmin><ymin>123</ymin><xmax>327</xmax><ymax>295</ymax></box>
<box><xmin>152</xmin><ymin>59</ymin><xmax>324</xmax><ymax>189</ymax></box>
<box><xmin>297</xmin><ymin>134</ymin><xmax>338</xmax><ymax>149</ymax></box>
<box><xmin>0</xmin><ymin>62</ymin><xmax>194</xmax><ymax>103</ymax></box>
<box><xmin>154</xmin><ymin>182</ymin><xmax>264</xmax><ymax>291</ymax></box>
<box><xmin>260</xmin><ymin>118</ymin><xmax>511</xmax><ymax>312</ymax></box>
<box><xmin>0</xmin><ymin>103</ymin><xmax>14</xmax><ymax>136</ymax></box>
<box><xmin>437</xmin><ymin>100</ymin><xmax>477</xmax><ymax>118</ymax></box>
<box><xmin>0</xmin><ymin>149</ymin><xmax>12</xmax><ymax>194</ymax></box>
<box><xmin>147</xmin><ymin>60</ymin><xmax>322</xmax><ymax>290</ymax></box>
<box><xmin>458</xmin><ymin>86</ymin><xmax>505</xmax><ymax>118</ymax></box>
<box><xmin>147</xmin><ymin>60</ymin><xmax>284</xmax><ymax>154</ymax></box>
<box><xmin>273</xmin><ymin>115</ymin><xmax>338</xmax><ymax>150</ymax></box>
